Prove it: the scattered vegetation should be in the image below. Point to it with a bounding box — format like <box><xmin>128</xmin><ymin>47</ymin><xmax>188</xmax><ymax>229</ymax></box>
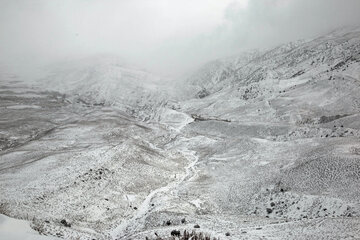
<box><xmin>191</xmin><ymin>114</ymin><xmax>231</xmax><ymax>123</ymax></box>
<box><xmin>291</xmin><ymin>69</ymin><xmax>305</xmax><ymax>78</ymax></box>
<box><xmin>60</xmin><ymin>219</ymin><xmax>71</xmax><ymax>227</ymax></box>
<box><xmin>318</xmin><ymin>114</ymin><xmax>349</xmax><ymax>124</ymax></box>
<box><xmin>196</xmin><ymin>88</ymin><xmax>210</xmax><ymax>99</ymax></box>
<box><xmin>145</xmin><ymin>230</ymin><xmax>220</xmax><ymax>240</ymax></box>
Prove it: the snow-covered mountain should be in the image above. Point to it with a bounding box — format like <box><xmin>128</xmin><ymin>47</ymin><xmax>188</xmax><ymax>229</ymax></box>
<box><xmin>35</xmin><ymin>56</ymin><xmax>174</xmax><ymax>122</ymax></box>
<box><xmin>187</xmin><ymin>26</ymin><xmax>360</xmax><ymax>97</ymax></box>
<box><xmin>1</xmin><ymin>27</ymin><xmax>360</xmax><ymax>239</ymax></box>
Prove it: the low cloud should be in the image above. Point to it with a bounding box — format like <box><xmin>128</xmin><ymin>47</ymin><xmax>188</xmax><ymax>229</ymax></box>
<box><xmin>0</xmin><ymin>0</ymin><xmax>359</xmax><ymax>77</ymax></box>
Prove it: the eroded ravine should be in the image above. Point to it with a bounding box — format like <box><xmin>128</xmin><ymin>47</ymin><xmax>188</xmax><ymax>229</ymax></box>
<box><xmin>111</xmin><ymin>122</ymin><xmax>200</xmax><ymax>239</ymax></box>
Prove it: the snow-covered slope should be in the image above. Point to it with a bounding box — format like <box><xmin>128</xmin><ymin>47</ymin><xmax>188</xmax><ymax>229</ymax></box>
<box><xmin>162</xmin><ymin>26</ymin><xmax>360</xmax><ymax>239</ymax></box>
<box><xmin>36</xmin><ymin>56</ymin><xmax>172</xmax><ymax>122</ymax></box>
<box><xmin>1</xmin><ymin>27</ymin><xmax>360</xmax><ymax>240</ymax></box>
<box><xmin>186</xmin><ymin>26</ymin><xmax>360</xmax><ymax>96</ymax></box>
<box><xmin>183</xmin><ymin>26</ymin><xmax>360</xmax><ymax>123</ymax></box>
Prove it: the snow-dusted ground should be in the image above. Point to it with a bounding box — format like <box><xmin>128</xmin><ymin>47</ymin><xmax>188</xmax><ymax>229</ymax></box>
<box><xmin>1</xmin><ymin>27</ymin><xmax>360</xmax><ymax>239</ymax></box>
<box><xmin>0</xmin><ymin>214</ymin><xmax>58</xmax><ymax>240</ymax></box>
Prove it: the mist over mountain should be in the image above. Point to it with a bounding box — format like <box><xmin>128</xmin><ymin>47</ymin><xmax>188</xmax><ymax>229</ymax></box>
<box><xmin>1</xmin><ymin>0</ymin><xmax>360</xmax><ymax>76</ymax></box>
<box><xmin>1</xmin><ymin>1</ymin><xmax>360</xmax><ymax>240</ymax></box>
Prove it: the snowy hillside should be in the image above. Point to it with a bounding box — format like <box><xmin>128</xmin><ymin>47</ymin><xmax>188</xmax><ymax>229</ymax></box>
<box><xmin>1</xmin><ymin>27</ymin><xmax>360</xmax><ymax>240</ymax></box>
<box><xmin>187</xmin><ymin>26</ymin><xmax>360</xmax><ymax>97</ymax></box>
<box><xmin>37</xmin><ymin>56</ymin><xmax>173</xmax><ymax>122</ymax></box>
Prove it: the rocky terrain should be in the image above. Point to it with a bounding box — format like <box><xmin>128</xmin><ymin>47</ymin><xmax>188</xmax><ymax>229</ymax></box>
<box><xmin>1</xmin><ymin>27</ymin><xmax>360</xmax><ymax>239</ymax></box>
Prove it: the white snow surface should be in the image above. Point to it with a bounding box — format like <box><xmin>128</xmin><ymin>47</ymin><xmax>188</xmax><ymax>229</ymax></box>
<box><xmin>1</xmin><ymin>27</ymin><xmax>360</xmax><ymax>240</ymax></box>
<box><xmin>0</xmin><ymin>214</ymin><xmax>57</xmax><ymax>240</ymax></box>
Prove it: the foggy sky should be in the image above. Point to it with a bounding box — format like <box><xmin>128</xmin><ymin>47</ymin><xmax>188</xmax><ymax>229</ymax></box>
<box><xmin>1</xmin><ymin>0</ymin><xmax>360</xmax><ymax>76</ymax></box>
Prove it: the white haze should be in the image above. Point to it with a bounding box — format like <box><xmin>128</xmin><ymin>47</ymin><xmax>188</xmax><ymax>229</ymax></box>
<box><xmin>0</xmin><ymin>0</ymin><xmax>360</xmax><ymax>77</ymax></box>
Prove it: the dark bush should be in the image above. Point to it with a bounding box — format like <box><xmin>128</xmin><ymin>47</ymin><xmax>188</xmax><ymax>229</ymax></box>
<box><xmin>60</xmin><ymin>219</ymin><xmax>71</xmax><ymax>227</ymax></box>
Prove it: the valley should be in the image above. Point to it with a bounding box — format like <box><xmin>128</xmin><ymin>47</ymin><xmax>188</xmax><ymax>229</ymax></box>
<box><xmin>1</xmin><ymin>27</ymin><xmax>360</xmax><ymax>240</ymax></box>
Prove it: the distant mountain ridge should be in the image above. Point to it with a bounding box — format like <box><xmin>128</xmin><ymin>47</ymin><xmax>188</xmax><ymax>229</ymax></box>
<box><xmin>186</xmin><ymin>26</ymin><xmax>360</xmax><ymax>98</ymax></box>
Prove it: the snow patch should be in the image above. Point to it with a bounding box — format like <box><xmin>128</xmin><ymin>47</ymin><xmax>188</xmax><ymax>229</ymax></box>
<box><xmin>0</xmin><ymin>214</ymin><xmax>57</xmax><ymax>240</ymax></box>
